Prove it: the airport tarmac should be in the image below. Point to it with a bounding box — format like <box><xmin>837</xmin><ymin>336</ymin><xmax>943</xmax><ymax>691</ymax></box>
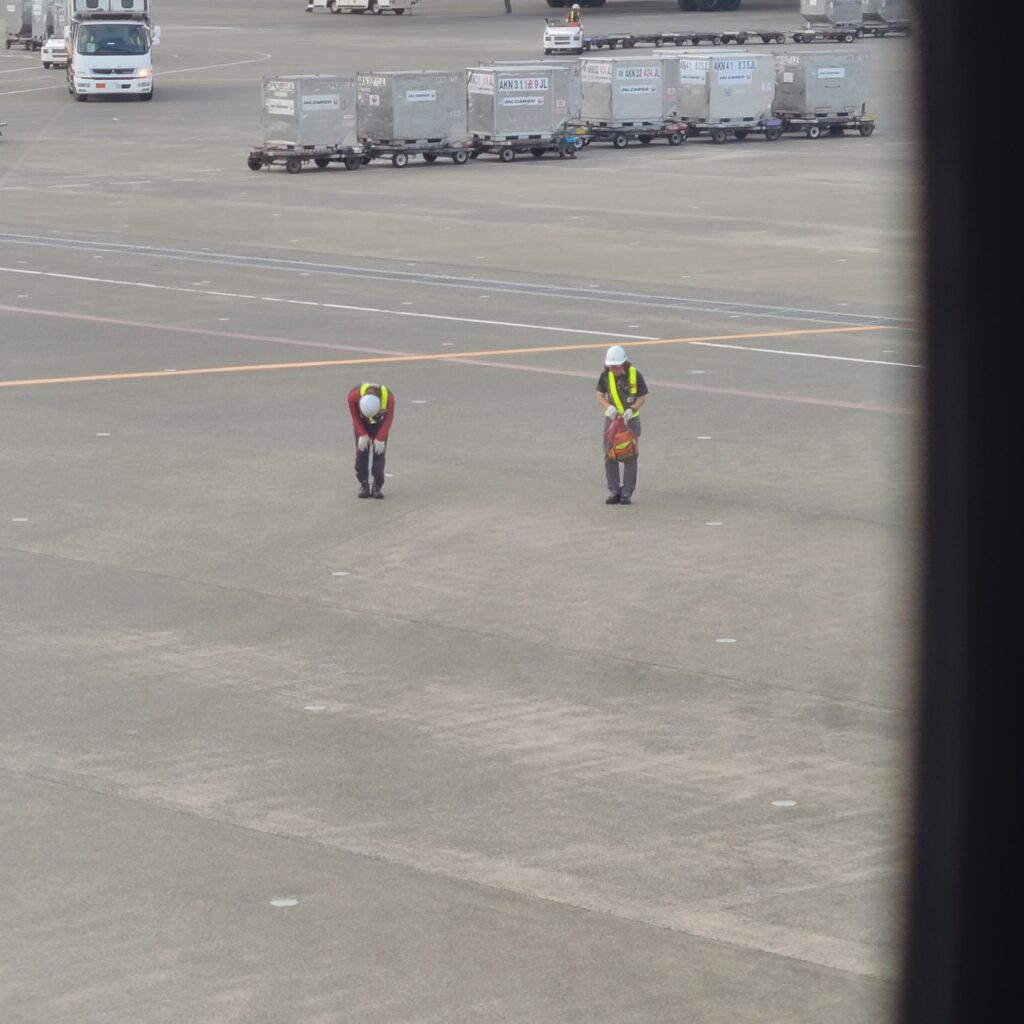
<box><xmin>1</xmin><ymin>2</ymin><xmax>920</xmax><ymax>1022</ymax></box>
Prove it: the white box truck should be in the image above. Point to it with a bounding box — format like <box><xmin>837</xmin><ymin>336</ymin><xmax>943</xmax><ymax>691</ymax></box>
<box><xmin>65</xmin><ymin>0</ymin><xmax>160</xmax><ymax>102</ymax></box>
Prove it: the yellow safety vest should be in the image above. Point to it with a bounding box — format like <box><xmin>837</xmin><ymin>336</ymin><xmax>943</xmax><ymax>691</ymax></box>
<box><xmin>359</xmin><ymin>382</ymin><xmax>389</xmax><ymax>422</ymax></box>
<box><xmin>607</xmin><ymin>366</ymin><xmax>638</xmax><ymax>415</ymax></box>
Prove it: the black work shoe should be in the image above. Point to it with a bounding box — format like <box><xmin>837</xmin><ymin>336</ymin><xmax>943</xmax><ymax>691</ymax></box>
<box><xmin>620</xmin><ymin>495</ymin><xmax>632</xmax><ymax>505</ymax></box>
<box><xmin>605</xmin><ymin>493</ymin><xmax>621</xmax><ymax>504</ymax></box>
<box><xmin>357</xmin><ymin>482</ymin><xmax>371</xmax><ymax>498</ymax></box>
<box><xmin>370</xmin><ymin>485</ymin><xmax>384</xmax><ymax>499</ymax></box>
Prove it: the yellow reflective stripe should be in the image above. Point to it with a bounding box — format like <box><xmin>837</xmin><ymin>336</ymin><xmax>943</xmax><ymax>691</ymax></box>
<box><xmin>380</xmin><ymin>385</ymin><xmax>389</xmax><ymax>413</ymax></box>
<box><xmin>629</xmin><ymin>366</ymin><xmax>637</xmax><ymax>394</ymax></box>
<box><xmin>607</xmin><ymin>371</ymin><xmax>624</xmax><ymax>413</ymax></box>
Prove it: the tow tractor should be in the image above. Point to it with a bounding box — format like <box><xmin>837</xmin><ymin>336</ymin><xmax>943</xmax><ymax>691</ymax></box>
<box><xmin>542</xmin><ymin>17</ymin><xmax>583</xmax><ymax>55</ymax></box>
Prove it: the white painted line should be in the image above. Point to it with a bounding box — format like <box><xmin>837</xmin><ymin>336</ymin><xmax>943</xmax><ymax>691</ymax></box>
<box><xmin>303</xmin><ymin>705</ymin><xmax>327</xmax><ymax>712</ymax></box>
<box><xmin>11</xmin><ymin>517</ymin><xmax>29</xmax><ymax>522</ymax></box>
<box><xmin>716</xmin><ymin>638</ymin><xmax>736</xmax><ymax>644</ymax></box>
<box><xmin>0</xmin><ymin>268</ymin><xmax>653</xmax><ymax>342</ymax></box>
<box><xmin>95</xmin><ymin>432</ymin><xmax>111</xmax><ymax>437</ymax></box>
<box><xmin>697</xmin><ymin>436</ymin><xmax>712</xmax><ymax>440</ymax></box>
<box><xmin>270</xmin><ymin>898</ymin><xmax>299</xmax><ymax>907</ymax></box>
<box><xmin>772</xmin><ymin>800</ymin><xmax>798</xmax><ymax>808</ymax></box>
<box><xmin>331</xmin><ymin>571</ymin><xmax>350</xmax><ymax>577</ymax></box>
<box><xmin>410</xmin><ymin>400</ymin><xmax>427</xmax><ymax>404</ymax></box>
<box><xmin>690</xmin><ymin>340</ymin><xmax>921</xmax><ymax>369</ymax></box>
<box><xmin>705</xmin><ymin>521</ymin><xmax>723</xmax><ymax>526</ymax></box>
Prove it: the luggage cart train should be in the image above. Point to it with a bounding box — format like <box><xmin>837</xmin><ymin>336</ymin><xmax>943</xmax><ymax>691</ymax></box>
<box><xmin>246</xmin><ymin>49</ymin><xmax>877</xmax><ymax>173</ymax></box>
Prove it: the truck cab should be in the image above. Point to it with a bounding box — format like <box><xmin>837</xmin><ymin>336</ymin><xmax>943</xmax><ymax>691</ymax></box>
<box><xmin>65</xmin><ymin>0</ymin><xmax>159</xmax><ymax>102</ymax></box>
<box><xmin>543</xmin><ymin>18</ymin><xmax>583</xmax><ymax>55</ymax></box>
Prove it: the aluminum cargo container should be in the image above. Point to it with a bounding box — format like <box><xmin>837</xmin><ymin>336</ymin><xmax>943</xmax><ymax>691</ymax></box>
<box><xmin>862</xmin><ymin>0</ymin><xmax>911</xmax><ymax>25</ymax></box>
<box><xmin>676</xmin><ymin>53</ymin><xmax>775</xmax><ymax>125</ymax></box>
<box><xmin>357</xmin><ymin>71</ymin><xmax>466</xmax><ymax>143</ymax></box>
<box><xmin>773</xmin><ymin>51</ymin><xmax>870</xmax><ymax>117</ymax></box>
<box><xmin>261</xmin><ymin>74</ymin><xmax>358</xmax><ymax>149</ymax></box>
<box><xmin>4</xmin><ymin>0</ymin><xmax>31</xmax><ymax>39</ymax></box>
<box><xmin>580</xmin><ymin>54</ymin><xmax>678</xmax><ymax>125</ymax></box>
<box><xmin>486</xmin><ymin>59</ymin><xmax>582</xmax><ymax>119</ymax></box>
<box><xmin>800</xmin><ymin>0</ymin><xmax>862</xmax><ymax>26</ymax></box>
<box><xmin>467</xmin><ymin>64</ymin><xmax>577</xmax><ymax>139</ymax></box>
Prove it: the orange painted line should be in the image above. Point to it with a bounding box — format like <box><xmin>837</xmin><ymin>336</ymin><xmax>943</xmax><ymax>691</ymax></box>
<box><xmin>0</xmin><ymin>326</ymin><xmax>885</xmax><ymax>389</ymax></box>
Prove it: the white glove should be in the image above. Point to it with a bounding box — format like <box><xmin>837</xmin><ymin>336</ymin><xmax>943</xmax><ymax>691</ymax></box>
<box><xmin>604</xmin><ymin>405</ymin><xmax>619</xmax><ymax>419</ymax></box>
<box><xmin>372</xmin><ymin>439</ymin><xmax>386</xmax><ymax>455</ymax></box>
<box><xmin>357</xmin><ymin>434</ymin><xmax>370</xmax><ymax>451</ymax></box>
<box><xmin>622</xmin><ymin>408</ymin><xmax>635</xmax><ymax>423</ymax></box>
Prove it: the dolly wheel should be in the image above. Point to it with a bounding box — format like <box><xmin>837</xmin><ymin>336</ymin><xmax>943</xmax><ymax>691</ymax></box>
<box><xmin>498</xmin><ymin>147</ymin><xmax>515</xmax><ymax>162</ymax></box>
<box><xmin>286</xmin><ymin>156</ymin><xmax>303</xmax><ymax>173</ymax></box>
<box><xmin>710</xmin><ymin>128</ymin><xmax>728</xmax><ymax>144</ymax></box>
<box><xmin>247</xmin><ymin>155</ymin><xmax>264</xmax><ymax>171</ymax></box>
<box><xmin>423</xmin><ymin>153</ymin><xmax>438</xmax><ymax>163</ymax></box>
<box><xmin>612</xmin><ymin>133</ymin><xmax>628</xmax><ymax>149</ymax></box>
<box><xmin>452</xmin><ymin>150</ymin><xmax>469</xmax><ymax>164</ymax></box>
<box><xmin>858</xmin><ymin>122</ymin><xmax>876</xmax><ymax>137</ymax></box>
<box><xmin>392</xmin><ymin>152</ymin><xmax>408</xmax><ymax>168</ymax></box>
<box><xmin>805</xmin><ymin>124</ymin><xmax>821</xmax><ymax>140</ymax></box>
<box><xmin>314</xmin><ymin>157</ymin><xmax>331</xmax><ymax>168</ymax></box>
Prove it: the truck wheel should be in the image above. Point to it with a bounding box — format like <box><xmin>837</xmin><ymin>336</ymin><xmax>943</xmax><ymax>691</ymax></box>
<box><xmin>43</xmin><ymin>61</ymin><xmax>50</xmax><ymax>69</ymax></box>
<box><xmin>858</xmin><ymin>122</ymin><xmax>876</xmax><ymax>137</ymax></box>
<box><xmin>368</xmin><ymin>0</ymin><xmax>381</xmax><ymax>12</ymax></box>
<box><xmin>345</xmin><ymin>155</ymin><xmax>362</xmax><ymax>170</ymax></box>
<box><xmin>327</xmin><ymin>0</ymin><xmax>336</xmax><ymax>9</ymax></box>
<box><xmin>392</xmin><ymin>152</ymin><xmax>408</xmax><ymax>167</ymax></box>
<box><xmin>452</xmin><ymin>150</ymin><xmax>469</xmax><ymax>164</ymax></box>
<box><xmin>805</xmin><ymin>124</ymin><xmax>821</xmax><ymax>140</ymax></box>
<box><xmin>286</xmin><ymin>156</ymin><xmax>303</xmax><ymax>173</ymax></box>
<box><xmin>74</xmin><ymin>90</ymin><xmax>87</xmax><ymax>102</ymax></box>
<box><xmin>612</xmin><ymin>133</ymin><xmax>628</xmax><ymax>149</ymax></box>
<box><xmin>710</xmin><ymin>128</ymin><xmax>728</xmax><ymax>144</ymax></box>
<box><xmin>654</xmin><ymin>37</ymin><xmax>664</xmax><ymax>47</ymax></box>
<box><xmin>498</xmin><ymin>147</ymin><xmax>515</xmax><ymax>163</ymax></box>
<box><xmin>314</xmin><ymin>157</ymin><xmax>331</xmax><ymax>168</ymax></box>
<box><xmin>4</xmin><ymin>39</ymin><xmax>11</xmax><ymax>50</ymax></box>
<box><xmin>247</xmin><ymin>155</ymin><xmax>264</xmax><ymax>171</ymax></box>
<box><xmin>140</xmin><ymin>89</ymin><xmax>153</xmax><ymax>102</ymax></box>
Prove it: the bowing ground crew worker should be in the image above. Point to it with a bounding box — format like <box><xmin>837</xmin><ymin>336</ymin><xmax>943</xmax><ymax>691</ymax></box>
<box><xmin>347</xmin><ymin>382</ymin><xmax>395</xmax><ymax>499</ymax></box>
<box><xmin>597</xmin><ymin>345</ymin><xmax>648</xmax><ymax>505</ymax></box>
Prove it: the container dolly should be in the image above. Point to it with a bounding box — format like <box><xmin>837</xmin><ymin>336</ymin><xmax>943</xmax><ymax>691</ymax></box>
<box><xmin>358</xmin><ymin>137</ymin><xmax>473</xmax><ymax>168</ymax></box>
<box><xmin>576</xmin><ymin>120</ymin><xmax>687</xmax><ymax>149</ymax></box>
<box><xmin>468</xmin><ymin>130</ymin><xmax>583</xmax><ymax>162</ymax></box>
<box><xmin>681</xmin><ymin>117</ymin><xmax>784</xmax><ymax>144</ymax></box>
<box><xmin>776</xmin><ymin>112</ymin><xmax>877</xmax><ymax>139</ymax></box>
<box><xmin>791</xmin><ymin>26</ymin><xmax>861</xmax><ymax>44</ymax></box>
<box><xmin>246</xmin><ymin>142</ymin><xmax>363</xmax><ymax>173</ymax></box>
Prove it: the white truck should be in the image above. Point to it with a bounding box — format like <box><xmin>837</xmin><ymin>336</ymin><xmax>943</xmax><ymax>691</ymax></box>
<box><xmin>64</xmin><ymin>0</ymin><xmax>160</xmax><ymax>102</ymax></box>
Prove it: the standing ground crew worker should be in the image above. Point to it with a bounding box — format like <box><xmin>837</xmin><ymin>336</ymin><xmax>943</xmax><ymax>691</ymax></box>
<box><xmin>597</xmin><ymin>345</ymin><xmax>648</xmax><ymax>505</ymax></box>
<box><xmin>566</xmin><ymin>3</ymin><xmax>582</xmax><ymax>26</ymax></box>
<box><xmin>347</xmin><ymin>382</ymin><xmax>395</xmax><ymax>499</ymax></box>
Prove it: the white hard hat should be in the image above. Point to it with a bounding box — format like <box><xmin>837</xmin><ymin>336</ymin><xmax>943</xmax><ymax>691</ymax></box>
<box><xmin>359</xmin><ymin>392</ymin><xmax>382</xmax><ymax>418</ymax></box>
<box><xmin>605</xmin><ymin>345</ymin><xmax>627</xmax><ymax>367</ymax></box>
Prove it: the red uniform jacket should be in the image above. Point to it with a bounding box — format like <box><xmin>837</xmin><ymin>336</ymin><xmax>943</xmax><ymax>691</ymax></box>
<box><xmin>347</xmin><ymin>385</ymin><xmax>395</xmax><ymax>441</ymax></box>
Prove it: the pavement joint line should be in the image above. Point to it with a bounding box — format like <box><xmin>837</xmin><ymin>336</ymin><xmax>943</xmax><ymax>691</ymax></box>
<box><xmin>0</xmin><ymin>760</ymin><xmax>891</xmax><ymax>980</ymax></box>
<box><xmin>0</xmin><ymin>233</ymin><xmax>914</xmax><ymax>328</ymax></box>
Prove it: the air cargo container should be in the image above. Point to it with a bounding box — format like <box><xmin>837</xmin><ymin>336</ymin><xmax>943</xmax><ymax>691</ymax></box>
<box><xmin>773</xmin><ymin>50</ymin><xmax>876</xmax><ymax>137</ymax></box>
<box><xmin>250</xmin><ymin>74</ymin><xmax>363</xmax><ymax>173</ymax></box>
<box><xmin>357</xmin><ymin>70</ymin><xmax>465</xmax><ymax>143</ymax></box>
<box><xmin>467</xmin><ymin>64</ymin><xmax>582</xmax><ymax>161</ymax></box>
<box><xmin>4</xmin><ymin>0</ymin><xmax>33</xmax><ymax>50</ymax></box>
